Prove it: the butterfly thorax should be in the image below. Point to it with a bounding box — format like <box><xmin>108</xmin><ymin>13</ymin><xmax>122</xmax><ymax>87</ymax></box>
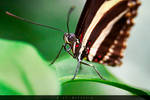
<box><xmin>63</xmin><ymin>33</ymin><xmax>81</xmax><ymax>58</ymax></box>
<box><xmin>64</xmin><ymin>33</ymin><xmax>77</xmax><ymax>44</ymax></box>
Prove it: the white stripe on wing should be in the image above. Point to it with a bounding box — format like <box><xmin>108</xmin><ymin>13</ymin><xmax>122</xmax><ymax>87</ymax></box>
<box><xmin>88</xmin><ymin>10</ymin><xmax>128</xmax><ymax>61</ymax></box>
<box><xmin>78</xmin><ymin>0</ymin><xmax>123</xmax><ymax>59</ymax></box>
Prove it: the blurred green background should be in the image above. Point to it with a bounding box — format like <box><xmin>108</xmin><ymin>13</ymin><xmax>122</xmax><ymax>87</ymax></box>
<box><xmin>0</xmin><ymin>0</ymin><xmax>150</xmax><ymax>95</ymax></box>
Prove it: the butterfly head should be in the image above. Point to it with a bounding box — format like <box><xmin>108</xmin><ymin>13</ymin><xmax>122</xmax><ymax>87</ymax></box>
<box><xmin>64</xmin><ymin>33</ymin><xmax>78</xmax><ymax>44</ymax></box>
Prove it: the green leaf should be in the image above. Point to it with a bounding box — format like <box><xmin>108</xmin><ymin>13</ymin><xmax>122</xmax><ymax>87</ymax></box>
<box><xmin>0</xmin><ymin>38</ymin><xmax>149</xmax><ymax>97</ymax></box>
<box><xmin>63</xmin><ymin>79</ymin><xmax>149</xmax><ymax>95</ymax></box>
<box><xmin>52</xmin><ymin>55</ymin><xmax>150</xmax><ymax>96</ymax></box>
<box><xmin>0</xmin><ymin>81</ymin><xmax>22</xmax><ymax>95</ymax></box>
<box><xmin>0</xmin><ymin>39</ymin><xmax>60</xmax><ymax>95</ymax></box>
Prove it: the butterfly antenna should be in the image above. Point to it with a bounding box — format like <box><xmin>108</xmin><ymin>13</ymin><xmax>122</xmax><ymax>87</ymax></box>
<box><xmin>5</xmin><ymin>11</ymin><xmax>65</xmax><ymax>33</ymax></box>
<box><xmin>66</xmin><ymin>6</ymin><xmax>75</xmax><ymax>33</ymax></box>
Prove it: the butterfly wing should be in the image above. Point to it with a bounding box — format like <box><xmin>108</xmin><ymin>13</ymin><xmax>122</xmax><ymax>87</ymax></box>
<box><xmin>74</xmin><ymin>0</ymin><xmax>106</xmax><ymax>57</ymax></box>
<box><xmin>100</xmin><ymin>0</ymin><xmax>141</xmax><ymax>66</ymax></box>
<box><xmin>75</xmin><ymin>0</ymin><xmax>106</xmax><ymax>39</ymax></box>
<box><xmin>75</xmin><ymin>0</ymin><xmax>141</xmax><ymax>66</ymax></box>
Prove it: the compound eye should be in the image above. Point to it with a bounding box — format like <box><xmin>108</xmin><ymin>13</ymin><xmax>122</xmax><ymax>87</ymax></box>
<box><xmin>68</xmin><ymin>34</ymin><xmax>76</xmax><ymax>42</ymax></box>
<box><xmin>68</xmin><ymin>36</ymin><xmax>73</xmax><ymax>40</ymax></box>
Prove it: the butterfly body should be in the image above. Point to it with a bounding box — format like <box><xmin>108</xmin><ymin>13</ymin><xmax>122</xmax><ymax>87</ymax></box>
<box><xmin>63</xmin><ymin>33</ymin><xmax>82</xmax><ymax>61</ymax></box>
<box><xmin>64</xmin><ymin>0</ymin><xmax>141</xmax><ymax>67</ymax></box>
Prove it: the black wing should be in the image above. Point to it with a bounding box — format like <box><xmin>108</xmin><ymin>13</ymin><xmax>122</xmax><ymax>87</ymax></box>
<box><xmin>75</xmin><ymin>0</ymin><xmax>141</xmax><ymax>66</ymax></box>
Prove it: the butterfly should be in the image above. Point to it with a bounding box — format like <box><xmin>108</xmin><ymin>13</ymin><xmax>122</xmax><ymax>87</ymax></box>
<box><xmin>6</xmin><ymin>0</ymin><xmax>141</xmax><ymax>80</ymax></box>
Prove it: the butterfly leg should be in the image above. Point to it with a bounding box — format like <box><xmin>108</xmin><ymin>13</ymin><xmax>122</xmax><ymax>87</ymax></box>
<box><xmin>64</xmin><ymin>45</ymin><xmax>75</xmax><ymax>58</ymax></box>
<box><xmin>72</xmin><ymin>60</ymin><xmax>81</xmax><ymax>80</ymax></box>
<box><xmin>50</xmin><ymin>44</ymin><xmax>65</xmax><ymax>65</ymax></box>
<box><xmin>80</xmin><ymin>61</ymin><xmax>106</xmax><ymax>80</ymax></box>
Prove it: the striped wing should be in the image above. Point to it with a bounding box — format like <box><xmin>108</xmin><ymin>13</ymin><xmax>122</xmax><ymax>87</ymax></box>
<box><xmin>75</xmin><ymin>0</ymin><xmax>141</xmax><ymax>66</ymax></box>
